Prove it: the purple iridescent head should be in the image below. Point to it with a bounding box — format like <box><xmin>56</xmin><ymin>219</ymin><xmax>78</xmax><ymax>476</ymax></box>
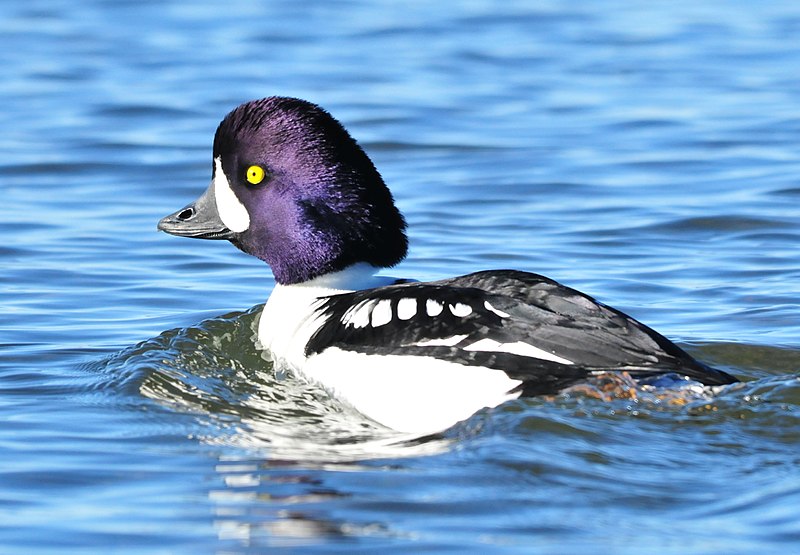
<box><xmin>158</xmin><ymin>97</ymin><xmax>408</xmax><ymax>285</ymax></box>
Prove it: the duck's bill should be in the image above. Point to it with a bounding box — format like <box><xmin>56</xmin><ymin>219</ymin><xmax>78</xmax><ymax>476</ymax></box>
<box><xmin>157</xmin><ymin>183</ymin><xmax>234</xmax><ymax>240</ymax></box>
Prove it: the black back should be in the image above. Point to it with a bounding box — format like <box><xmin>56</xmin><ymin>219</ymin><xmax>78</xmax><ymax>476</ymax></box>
<box><xmin>307</xmin><ymin>270</ymin><xmax>738</xmax><ymax>395</ymax></box>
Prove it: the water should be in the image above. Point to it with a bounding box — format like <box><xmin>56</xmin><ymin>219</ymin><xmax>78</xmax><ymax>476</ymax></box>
<box><xmin>2</xmin><ymin>1</ymin><xmax>800</xmax><ymax>552</ymax></box>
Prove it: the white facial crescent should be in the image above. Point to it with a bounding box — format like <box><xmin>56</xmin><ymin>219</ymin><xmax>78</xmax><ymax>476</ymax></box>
<box><xmin>213</xmin><ymin>156</ymin><xmax>250</xmax><ymax>232</ymax></box>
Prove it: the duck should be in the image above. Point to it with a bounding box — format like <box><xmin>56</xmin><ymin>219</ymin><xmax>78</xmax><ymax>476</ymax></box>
<box><xmin>157</xmin><ymin>96</ymin><xmax>738</xmax><ymax>434</ymax></box>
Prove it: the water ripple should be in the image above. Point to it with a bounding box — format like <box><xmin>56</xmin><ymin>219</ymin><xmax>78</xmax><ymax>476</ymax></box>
<box><xmin>3</xmin><ymin>0</ymin><xmax>800</xmax><ymax>551</ymax></box>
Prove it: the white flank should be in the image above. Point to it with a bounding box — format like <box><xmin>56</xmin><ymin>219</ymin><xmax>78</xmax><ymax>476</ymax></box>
<box><xmin>258</xmin><ymin>264</ymin><xmax>400</xmax><ymax>367</ymax></box>
<box><xmin>426</xmin><ymin>299</ymin><xmax>444</xmax><ymax>317</ymax></box>
<box><xmin>396</xmin><ymin>298</ymin><xmax>417</xmax><ymax>320</ymax></box>
<box><xmin>255</xmin><ymin>264</ymin><xmax>558</xmax><ymax>434</ymax></box>
<box><xmin>300</xmin><ymin>349</ymin><xmax>522</xmax><ymax>434</ymax></box>
<box><xmin>213</xmin><ymin>157</ymin><xmax>250</xmax><ymax>232</ymax></box>
<box><xmin>449</xmin><ymin>302</ymin><xmax>472</xmax><ymax>317</ymax></box>
<box><xmin>464</xmin><ymin>338</ymin><xmax>573</xmax><ymax>365</ymax></box>
<box><xmin>371</xmin><ymin>299</ymin><xmax>392</xmax><ymax>327</ymax></box>
<box><xmin>484</xmin><ymin>301</ymin><xmax>510</xmax><ymax>318</ymax></box>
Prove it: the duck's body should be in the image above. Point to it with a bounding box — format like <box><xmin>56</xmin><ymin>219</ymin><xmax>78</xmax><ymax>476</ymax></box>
<box><xmin>257</xmin><ymin>265</ymin><xmax>523</xmax><ymax>432</ymax></box>
<box><xmin>158</xmin><ymin>96</ymin><xmax>737</xmax><ymax>434</ymax></box>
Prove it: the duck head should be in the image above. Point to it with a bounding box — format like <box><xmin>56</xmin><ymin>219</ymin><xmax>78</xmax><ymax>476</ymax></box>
<box><xmin>158</xmin><ymin>97</ymin><xmax>408</xmax><ymax>285</ymax></box>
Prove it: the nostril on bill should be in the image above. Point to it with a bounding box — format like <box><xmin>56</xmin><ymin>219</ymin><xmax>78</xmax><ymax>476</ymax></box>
<box><xmin>178</xmin><ymin>208</ymin><xmax>194</xmax><ymax>220</ymax></box>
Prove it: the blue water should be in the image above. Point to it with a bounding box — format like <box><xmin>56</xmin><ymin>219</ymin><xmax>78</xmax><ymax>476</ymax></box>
<box><xmin>2</xmin><ymin>1</ymin><xmax>800</xmax><ymax>552</ymax></box>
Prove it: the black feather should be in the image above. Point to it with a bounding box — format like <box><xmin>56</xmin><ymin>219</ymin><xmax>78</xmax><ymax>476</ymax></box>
<box><xmin>305</xmin><ymin>270</ymin><xmax>738</xmax><ymax>395</ymax></box>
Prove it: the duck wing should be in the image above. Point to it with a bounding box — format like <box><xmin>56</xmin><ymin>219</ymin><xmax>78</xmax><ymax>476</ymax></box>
<box><xmin>307</xmin><ymin>270</ymin><xmax>737</xmax><ymax>395</ymax></box>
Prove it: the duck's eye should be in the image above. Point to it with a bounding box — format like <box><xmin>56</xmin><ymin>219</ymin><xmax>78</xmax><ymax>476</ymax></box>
<box><xmin>245</xmin><ymin>165</ymin><xmax>266</xmax><ymax>185</ymax></box>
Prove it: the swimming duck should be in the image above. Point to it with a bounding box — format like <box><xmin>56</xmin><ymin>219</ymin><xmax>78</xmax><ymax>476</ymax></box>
<box><xmin>158</xmin><ymin>97</ymin><xmax>737</xmax><ymax>433</ymax></box>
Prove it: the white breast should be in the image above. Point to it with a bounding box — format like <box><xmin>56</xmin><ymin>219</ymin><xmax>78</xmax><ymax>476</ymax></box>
<box><xmin>257</xmin><ymin>264</ymin><xmax>523</xmax><ymax>434</ymax></box>
<box><xmin>257</xmin><ymin>264</ymin><xmax>397</xmax><ymax>367</ymax></box>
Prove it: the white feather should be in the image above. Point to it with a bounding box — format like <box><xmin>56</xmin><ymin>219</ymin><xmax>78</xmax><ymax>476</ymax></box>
<box><xmin>256</xmin><ymin>264</ymin><xmax>536</xmax><ymax>434</ymax></box>
<box><xmin>371</xmin><ymin>299</ymin><xmax>392</xmax><ymax>327</ymax></box>
<box><xmin>484</xmin><ymin>301</ymin><xmax>510</xmax><ymax>318</ymax></box>
<box><xmin>342</xmin><ymin>299</ymin><xmax>373</xmax><ymax>329</ymax></box>
<box><xmin>299</xmin><ymin>349</ymin><xmax>522</xmax><ymax>433</ymax></box>
<box><xmin>258</xmin><ymin>264</ymin><xmax>397</xmax><ymax>366</ymax></box>
<box><xmin>414</xmin><ymin>334</ymin><xmax>469</xmax><ymax>347</ymax></box>
<box><xmin>397</xmin><ymin>298</ymin><xmax>417</xmax><ymax>320</ymax></box>
<box><xmin>449</xmin><ymin>302</ymin><xmax>472</xmax><ymax>317</ymax></box>
<box><xmin>464</xmin><ymin>338</ymin><xmax>573</xmax><ymax>365</ymax></box>
<box><xmin>213</xmin><ymin>157</ymin><xmax>250</xmax><ymax>232</ymax></box>
<box><xmin>426</xmin><ymin>299</ymin><xmax>443</xmax><ymax>317</ymax></box>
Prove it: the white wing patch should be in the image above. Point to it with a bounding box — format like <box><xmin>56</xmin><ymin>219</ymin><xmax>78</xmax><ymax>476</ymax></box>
<box><xmin>397</xmin><ymin>298</ymin><xmax>416</xmax><ymax>320</ymax></box>
<box><xmin>426</xmin><ymin>299</ymin><xmax>444</xmax><ymax>317</ymax></box>
<box><xmin>370</xmin><ymin>299</ymin><xmax>392</xmax><ymax>327</ymax></box>
<box><xmin>341</xmin><ymin>299</ymin><xmax>374</xmax><ymax>329</ymax></box>
<box><xmin>448</xmin><ymin>303</ymin><xmax>472</xmax><ymax>317</ymax></box>
<box><xmin>413</xmin><ymin>334</ymin><xmax>469</xmax><ymax>347</ymax></box>
<box><xmin>464</xmin><ymin>338</ymin><xmax>573</xmax><ymax>365</ymax></box>
<box><xmin>332</xmin><ymin>293</ymin><xmax>568</xmax><ymax>366</ymax></box>
<box><xmin>213</xmin><ymin>157</ymin><xmax>250</xmax><ymax>232</ymax></box>
<box><xmin>484</xmin><ymin>301</ymin><xmax>510</xmax><ymax>318</ymax></box>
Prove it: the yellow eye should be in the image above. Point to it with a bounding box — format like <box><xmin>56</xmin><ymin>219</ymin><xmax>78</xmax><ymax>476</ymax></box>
<box><xmin>245</xmin><ymin>165</ymin><xmax>266</xmax><ymax>185</ymax></box>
